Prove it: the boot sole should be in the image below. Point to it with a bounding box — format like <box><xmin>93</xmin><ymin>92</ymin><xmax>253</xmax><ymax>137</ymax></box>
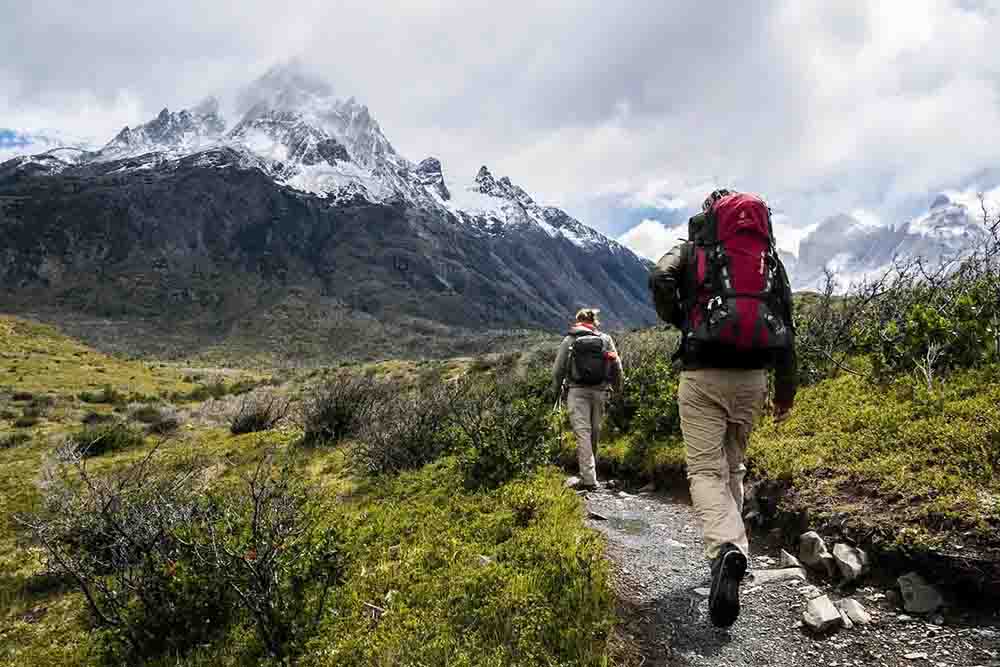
<box><xmin>709</xmin><ymin>549</ymin><xmax>747</xmax><ymax>628</ymax></box>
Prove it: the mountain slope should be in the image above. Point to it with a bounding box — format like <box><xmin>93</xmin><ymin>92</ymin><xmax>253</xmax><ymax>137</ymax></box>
<box><xmin>790</xmin><ymin>196</ymin><xmax>989</xmax><ymax>289</ymax></box>
<box><xmin>0</xmin><ymin>64</ymin><xmax>655</xmax><ymax>360</ymax></box>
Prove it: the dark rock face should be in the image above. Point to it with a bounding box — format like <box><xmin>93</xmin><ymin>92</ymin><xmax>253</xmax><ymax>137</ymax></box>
<box><xmin>0</xmin><ymin>150</ymin><xmax>655</xmax><ymax>357</ymax></box>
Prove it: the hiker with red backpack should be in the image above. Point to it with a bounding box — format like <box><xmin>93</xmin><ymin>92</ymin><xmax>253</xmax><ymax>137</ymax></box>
<box><xmin>649</xmin><ymin>189</ymin><xmax>797</xmax><ymax>628</ymax></box>
<box><xmin>552</xmin><ymin>308</ymin><xmax>624</xmax><ymax>491</ymax></box>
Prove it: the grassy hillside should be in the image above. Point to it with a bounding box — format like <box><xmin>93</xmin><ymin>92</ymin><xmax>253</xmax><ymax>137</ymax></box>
<box><xmin>0</xmin><ymin>315</ymin><xmax>616</xmax><ymax>666</ymax></box>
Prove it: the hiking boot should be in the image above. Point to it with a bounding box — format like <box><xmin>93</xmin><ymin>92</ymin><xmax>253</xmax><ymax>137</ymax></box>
<box><xmin>709</xmin><ymin>542</ymin><xmax>747</xmax><ymax>628</ymax></box>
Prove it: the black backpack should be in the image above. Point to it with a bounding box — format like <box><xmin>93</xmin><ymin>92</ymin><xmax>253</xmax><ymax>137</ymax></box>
<box><xmin>569</xmin><ymin>331</ymin><xmax>608</xmax><ymax>385</ymax></box>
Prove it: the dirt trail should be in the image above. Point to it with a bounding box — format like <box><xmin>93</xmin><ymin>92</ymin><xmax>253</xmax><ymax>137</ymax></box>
<box><xmin>584</xmin><ymin>488</ymin><xmax>1000</xmax><ymax>667</ymax></box>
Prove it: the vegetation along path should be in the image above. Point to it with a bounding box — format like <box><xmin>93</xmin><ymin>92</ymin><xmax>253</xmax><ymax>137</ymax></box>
<box><xmin>584</xmin><ymin>486</ymin><xmax>1000</xmax><ymax>667</ymax></box>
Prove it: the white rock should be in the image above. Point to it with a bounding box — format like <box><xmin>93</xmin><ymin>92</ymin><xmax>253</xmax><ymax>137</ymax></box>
<box><xmin>780</xmin><ymin>548</ymin><xmax>803</xmax><ymax>569</ymax></box>
<box><xmin>833</xmin><ymin>543</ymin><xmax>867</xmax><ymax>581</ymax></box>
<box><xmin>904</xmin><ymin>652</ymin><xmax>929</xmax><ymax>660</ymax></box>
<box><xmin>802</xmin><ymin>594</ymin><xmax>843</xmax><ymax>633</ymax></box>
<box><xmin>837</xmin><ymin>598</ymin><xmax>873</xmax><ymax>626</ymax></box>
<box><xmin>798</xmin><ymin>584</ymin><xmax>823</xmax><ymax>599</ymax></box>
<box><xmin>563</xmin><ymin>476</ymin><xmax>582</xmax><ymax>489</ymax></box>
<box><xmin>898</xmin><ymin>572</ymin><xmax>943</xmax><ymax>614</ymax></box>
<box><xmin>839</xmin><ymin>608</ymin><xmax>855</xmax><ymax>630</ymax></box>
<box><xmin>799</xmin><ymin>531</ymin><xmax>836</xmax><ymax>576</ymax></box>
<box><xmin>477</xmin><ymin>555</ymin><xmax>494</xmax><ymax>567</ymax></box>
<box><xmin>752</xmin><ymin>568</ymin><xmax>808</xmax><ymax>586</ymax></box>
<box><xmin>693</xmin><ymin>587</ymin><xmax>711</xmax><ymax>597</ymax></box>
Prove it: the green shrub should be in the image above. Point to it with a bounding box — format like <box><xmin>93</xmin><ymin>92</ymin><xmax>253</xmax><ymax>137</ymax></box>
<box><xmin>81</xmin><ymin>411</ymin><xmax>116</xmax><ymax>426</ymax></box>
<box><xmin>78</xmin><ymin>384</ymin><xmax>125</xmax><ymax>405</ymax></box>
<box><xmin>14</xmin><ymin>415</ymin><xmax>40</xmax><ymax>428</ymax></box>
<box><xmin>453</xmin><ymin>374</ymin><xmax>557</xmax><ymax>489</ymax></box>
<box><xmin>129</xmin><ymin>404</ymin><xmax>164</xmax><ymax>424</ymax></box>
<box><xmin>607</xmin><ymin>329</ymin><xmax>681</xmax><ymax>443</ymax></box>
<box><xmin>0</xmin><ymin>432</ymin><xmax>31</xmax><ymax>448</ymax></box>
<box><xmin>300</xmin><ymin>374</ymin><xmax>389</xmax><ymax>447</ymax></box>
<box><xmin>229</xmin><ymin>393</ymin><xmax>289</xmax><ymax>435</ymax></box>
<box><xmin>68</xmin><ymin>423</ymin><xmax>145</xmax><ymax>457</ymax></box>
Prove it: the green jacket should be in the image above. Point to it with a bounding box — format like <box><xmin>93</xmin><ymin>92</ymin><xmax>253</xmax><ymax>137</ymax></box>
<box><xmin>551</xmin><ymin>323</ymin><xmax>624</xmax><ymax>396</ymax></box>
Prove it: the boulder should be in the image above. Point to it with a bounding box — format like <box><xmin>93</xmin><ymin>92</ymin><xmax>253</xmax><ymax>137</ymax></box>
<box><xmin>836</xmin><ymin>598</ymin><xmax>872</xmax><ymax>626</ymax></box>
<box><xmin>563</xmin><ymin>476</ymin><xmax>581</xmax><ymax>489</ymax></box>
<box><xmin>752</xmin><ymin>568</ymin><xmax>808</xmax><ymax>586</ymax></box>
<box><xmin>832</xmin><ymin>543</ymin><xmax>867</xmax><ymax>581</ymax></box>
<box><xmin>898</xmin><ymin>572</ymin><xmax>943</xmax><ymax>614</ymax></box>
<box><xmin>802</xmin><ymin>595</ymin><xmax>843</xmax><ymax>633</ymax></box>
<box><xmin>799</xmin><ymin>531</ymin><xmax>836</xmax><ymax>576</ymax></box>
<box><xmin>780</xmin><ymin>548</ymin><xmax>803</xmax><ymax>569</ymax></box>
<box><xmin>798</xmin><ymin>584</ymin><xmax>823</xmax><ymax>600</ymax></box>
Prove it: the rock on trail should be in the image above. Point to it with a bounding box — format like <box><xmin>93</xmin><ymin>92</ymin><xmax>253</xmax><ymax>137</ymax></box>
<box><xmin>583</xmin><ymin>486</ymin><xmax>1000</xmax><ymax>667</ymax></box>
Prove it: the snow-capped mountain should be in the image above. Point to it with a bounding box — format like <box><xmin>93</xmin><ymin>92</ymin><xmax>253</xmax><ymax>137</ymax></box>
<box><xmin>97</xmin><ymin>98</ymin><xmax>225</xmax><ymax>160</ymax></box>
<box><xmin>788</xmin><ymin>195</ymin><xmax>990</xmax><ymax>289</ymax></box>
<box><xmin>0</xmin><ymin>63</ymin><xmax>655</xmax><ymax>359</ymax></box>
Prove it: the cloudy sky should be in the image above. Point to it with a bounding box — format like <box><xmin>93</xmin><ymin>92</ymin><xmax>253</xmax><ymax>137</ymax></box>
<box><xmin>3</xmin><ymin>0</ymin><xmax>999</xmax><ymax>259</ymax></box>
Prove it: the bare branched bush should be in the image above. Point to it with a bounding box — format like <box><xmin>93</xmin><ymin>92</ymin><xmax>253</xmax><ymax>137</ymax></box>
<box><xmin>353</xmin><ymin>383</ymin><xmax>459</xmax><ymax>475</ymax></box>
<box><xmin>229</xmin><ymin>392</ymin><xmax>290</xmax><ymax>435</ymax></box>
<box><xmin>18</xmin><ymin>445</ymin><xmax>343</xmax><ymax>663</ymax></box>
<box><xmin>17</xmin><ymin>442</ymin><xmax>222</xmax><ymax>661</ymax></box>
<box><xmin>190</xmin><ymin>452</ymin><xmax>343</xmax><ymax>661</ymax></box>
<box><xmin>300</xmin><ymin>374</ymin><xmax>391</xmax><ymax>446</ymax></box>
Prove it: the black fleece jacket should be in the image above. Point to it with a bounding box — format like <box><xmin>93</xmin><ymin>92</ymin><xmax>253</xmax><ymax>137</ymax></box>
<box><xmin>648</xmin><ymin>242</ymin><xmax>798</xmax><ymax>405</ymax></box>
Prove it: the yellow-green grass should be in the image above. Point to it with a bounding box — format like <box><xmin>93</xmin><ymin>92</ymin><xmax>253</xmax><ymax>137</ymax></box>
<box><xmin>0</xmin><ymin>315</ymin><xmax>198</xmax><ymax>399</ymax></box>
<box><xmin>750</xmin><ymin>367</ymin><xmax>1000</xmax><ymax>551</ymax></box>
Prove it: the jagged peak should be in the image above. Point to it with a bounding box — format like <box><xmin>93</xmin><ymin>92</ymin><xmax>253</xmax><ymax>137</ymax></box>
<box><xmin>930</xmin><ymin>194</ymin><xmax>952</xmax><ymax>209</ymax></box>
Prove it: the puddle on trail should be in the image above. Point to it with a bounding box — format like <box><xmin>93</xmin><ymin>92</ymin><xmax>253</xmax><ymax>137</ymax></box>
<box><xmin>607</xmin><ymin>516</ymin><xmax>651</xmax><ymax>535</ymax></box>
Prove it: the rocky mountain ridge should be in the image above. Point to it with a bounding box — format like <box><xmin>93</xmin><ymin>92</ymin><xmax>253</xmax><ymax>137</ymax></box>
<box><xmin>0</xmin><ymin>63</ymin><xmax>655</xmax><ymax>360</ymax></box>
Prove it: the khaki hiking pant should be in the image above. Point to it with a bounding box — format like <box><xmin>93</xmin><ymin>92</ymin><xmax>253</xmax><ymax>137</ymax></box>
<box><xmin>678</xmin><ymin>368</ymin><xmax>767</xmax><ymax>561</ymax></box>
<box><xmin>567</xmin><ymin>386</ymin><xmax>606</xmax><ymax>486</ymax></box>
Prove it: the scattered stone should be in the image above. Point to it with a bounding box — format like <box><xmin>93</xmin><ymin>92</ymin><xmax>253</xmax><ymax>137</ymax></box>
<box><xmin>780</xmin><ymin>548</ymin><xmax>803</xmax><ymax>569</ymax></box>
<box><xmin>588</xmin><ymin>510</ymin><xmax>608</xmax><ymax>521</ymax></box>
<box><xmin>798</xmin><ymin>584</ymin><xmax>823</xmax><ymax>599</ymax></box>
<box><xmin>664</xmin><ymin>538</ymin><xmax>688</xmax><ymax>549</ymax></box>
<box><xmin>837</xmin><ymin>598</ymin><xmax>873</xmax><ymax>626</ymax></box>
<box><xmin>904</xmin><ymin>652</ymin><xmax>929</xmax><ymax>660</ymax></box>
<box><xmin>693</xmin><ymin>587</ymin><xmax>711</xmax><ymax>597</ymax></box>
<box><xmin>898</xmin><ymin>572</ymin><xmax>944</xmax><ymax>614</ymax></box>
<box><xmin>803</xmin><ymin>594</ymin><xmax>843</xmax><ymax>633</ymax></box>
<box><xmin>618</xmin><ymin>491</ymin><xmax>634</xmax><ymax>498</ymax></box>
<box><xmin>564</xmin><ymin>476</ymin><xmax>581</xmax><ymax>489</ymax></box>
<box><xmin>638</xmin><ymin>482</ymin><xmax>656</xmax><ymax>493</ymax></box>
<box><xmin>799</xmin><ymin>531</ymin><xmax>836</xmax><ymax>576</ymax></box>
<box><xmin>839</xmin><ymin>607</ymin><xmax>855</xmax><ymax>630</ymax></box>
<box><xmin>897</xmin><ymin>614</ymin><xmax>915</xmax><ymax>622</ymax></box>
<box><xmin>833</xmin><ymin>543</ymin><xmax>867</xmax><ymax>581</ymax></box>
<box><xmin>752</xmin><ymin>567</ymin><xmax>808</xmax><ymax>586</ymax></box>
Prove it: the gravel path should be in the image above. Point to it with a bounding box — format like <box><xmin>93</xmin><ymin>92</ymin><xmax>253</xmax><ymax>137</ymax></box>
<box><xmin>585</xmin><ymin>487</ymin><xmax>1000</xmax><ymax>667</ymax></box>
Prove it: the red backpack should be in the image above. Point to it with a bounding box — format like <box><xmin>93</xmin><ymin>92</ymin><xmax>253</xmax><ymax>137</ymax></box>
<box><xmin>684</xmin><ymin>193</ymin><xmax>792</xmax><ymax>351</ymax></box>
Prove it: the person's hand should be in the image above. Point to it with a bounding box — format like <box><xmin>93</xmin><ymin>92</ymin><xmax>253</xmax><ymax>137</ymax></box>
<box><xmin>774</xmin><ymin>400</ymin><xmax>793</xmax><ymax>423</ymax></box>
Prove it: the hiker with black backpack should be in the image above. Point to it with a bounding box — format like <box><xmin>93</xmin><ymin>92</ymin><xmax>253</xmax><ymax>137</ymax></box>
<box><xmin>551</xmin><ymin>308</ymin><xmax>623</xmax><ymax>491</ymax></box>
<box><xmin>648</xmin><ymin>189</ymin><xmax>797</xmax><ymax>628</ymax></box>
